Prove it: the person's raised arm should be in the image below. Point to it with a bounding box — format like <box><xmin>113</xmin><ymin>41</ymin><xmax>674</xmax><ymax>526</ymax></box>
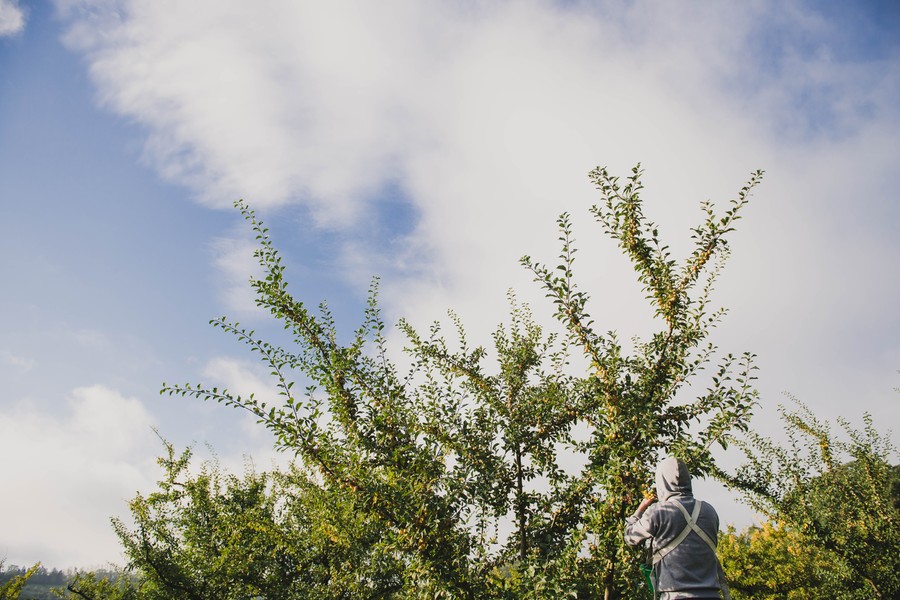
<box><xmin>624</xmin><ymin>491</ymin><xmax>657</xmax><ymax>546</ymax></box>
<box><xmin>635</xmin><ymin>493</ymin><xmax>656</xmax><ymax>516</ymax></box>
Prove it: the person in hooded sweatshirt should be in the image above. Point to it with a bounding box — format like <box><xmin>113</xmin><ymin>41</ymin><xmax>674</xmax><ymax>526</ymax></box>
<box><xmin>623</xmin><ymin>457</ymin><xmax>729</xmax><ymax>600</ymax></box>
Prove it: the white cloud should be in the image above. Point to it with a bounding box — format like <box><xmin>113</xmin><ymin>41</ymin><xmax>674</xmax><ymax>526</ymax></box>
<box><xmin>0</xmin><ymin>0</ymin><xmax>25</xmax><ymax>37</ymax></box>
<box><xmin>199</xmin><ymin>356</ymin><xmax>295</xmax><ymax>469</ymax></box>
<box><xmin>1</xmin><ymin>349</ymin><xmax>34</xmax><ymax>373</ymax></box>
<box><xmin>210</xmin><ymin>235</ymin><xmax>265</xmax><ymax>315</ymax></box>
<box><xmin>0</xmin><ymin>385</ymin><xmax>158</xmax><ymax>568</ymax></box>
<box><xmin>201</xmin><ymin>355</ymin><xmax>281</xmax><ymax>411</ymax></box>
<box><xmin>55</xmin><ymin>0</ymin><xmax>899</xmax><ymax>527</ymax></box>
<box><xmin>0</xmin><ymin>378</ymin><xmax>290</xmax><ymax>569</ymax></box>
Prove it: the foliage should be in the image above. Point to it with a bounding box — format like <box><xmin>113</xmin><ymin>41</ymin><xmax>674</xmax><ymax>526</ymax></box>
<box><xmin>718</xmin><ymin>521</ymin><xmax>868</xmax><ymax>599</ymax></box>
<box><xmin>0</xmin><ymin>563</ymin><xmax>39</xmax><ymax>600</ymax></box>
<box><xmin>517</xmin><ymin>166</ymin><xmax>761</xmax><ymax>597</ymax></box>
<box><xmin>102</xmin><ymin>439</ymin><xmax>410</xmax><ymax>600</ymax></box>
<box><xmin>0</xmin><ymin>566</ymin><xmax>130</xmax><ymax>600</ymax></box>
<box><xmin>161</xmin><ymin>165</ymin><xmax>763</xmax><ymax>598</ymax></box>
<box><xmin>725</xmin><ymin>400</ymin><xmax>900</xmax><ymax>599</ymax></box>
<box><xmin>55</xmin><ymin>572</ymin><xmax>146</xmax><ymax>600</ymax></box>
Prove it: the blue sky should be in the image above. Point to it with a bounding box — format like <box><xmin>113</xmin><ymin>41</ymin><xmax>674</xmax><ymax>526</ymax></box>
<box><xmin>1</xmin><ymin>0</ymin><xmax>898</xmax><ymax>569</ymax></box>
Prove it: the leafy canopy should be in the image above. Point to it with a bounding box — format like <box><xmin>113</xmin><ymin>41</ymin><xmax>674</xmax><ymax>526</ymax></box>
<box><xmin>725</xmin><ymin>400</ymin><xmax>900</xmax><ymax>599</ymax></box>
<box><xmin>158</xmin><ymin>164</ymin><xmax>763</xmax><ymax>598</ymax></box>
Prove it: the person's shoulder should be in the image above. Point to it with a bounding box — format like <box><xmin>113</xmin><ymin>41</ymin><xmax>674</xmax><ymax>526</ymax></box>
<box><xmin>647</xmin><ymin>499</ymin><xmax>682</xmax><ymax>519</ymax></box>
<box><xmin>638</xmin><ymin>501</ymin><xmax>666</xmax><ymax>521</ymax></box>
<box><xmin>664</xmin><ymin>496</ymin><xmax>715</xmax><ymax>516</ymax></box>
<box><xmin>697</xmin><ymin>499</ymin><xmax>720</xmax><ymax>524</ymax></box>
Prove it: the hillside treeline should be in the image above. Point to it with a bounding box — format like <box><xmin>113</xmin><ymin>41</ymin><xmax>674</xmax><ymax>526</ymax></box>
<box><xmin>0</xmin><ymin>566</ymin><xmax>67</xmax><ymax>588</ymax></box>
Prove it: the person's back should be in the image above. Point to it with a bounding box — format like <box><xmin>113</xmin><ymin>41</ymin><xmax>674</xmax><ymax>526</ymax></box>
<box><xmin>624</xmin><ymin>457</ymin><xmax>727</xmax><ymax>599</ymax></box>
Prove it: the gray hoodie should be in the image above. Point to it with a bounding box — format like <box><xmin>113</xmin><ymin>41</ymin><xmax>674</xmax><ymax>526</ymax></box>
<box><xmin>624</xmin><ymin>457</ymin><xmax>722</xmax><ymax>599</ymax></box>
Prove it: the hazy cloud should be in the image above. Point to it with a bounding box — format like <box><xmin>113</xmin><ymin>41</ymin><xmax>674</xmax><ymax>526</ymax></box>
<box><xmin>1</xmin><ymin>349</ymin><xmax>34</xmax><ymax>373</ymax></box>
<box><xmin>201</xmin><ymin>356</ymin><xmax>281</xmax><ymax>410</ymax></box>
<box><xmin>210</xmin><ymin>235</ymin><xmax>265</xmax><ymax>316</ymax></box>
<box><xmin>0</xmin><ymin>385</ymin><xmax>158</xmax><ymax>567</ymax></box>
<box><xmin>0</xmin><ymin>0</ymin><xmax>25</xmax><ymax>37</ymax></box>
<box><xmin>54</xmin><ymin>0</ymin><xmax>899</xmax><ymax>525</ymax></box>
<box><xmin>200</xmin><ymin>356</ymin><xmax>294</xmax><ymax>470</ymax></box>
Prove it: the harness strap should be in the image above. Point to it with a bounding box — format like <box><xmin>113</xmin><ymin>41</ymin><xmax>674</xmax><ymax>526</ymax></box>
<box><xmin>651</xmin><ymin>500</ymin><xmax>704</xmax><ymax>565</ymax></box>
<box><xmin>671</xmin><ymin>500</ymin><xmax>718</xmax><ymax>553</ymax></box>
<box><xmin>650</xmin><ymin>499</ymin><xmax>731</xmax><ymax>600</ymax></box>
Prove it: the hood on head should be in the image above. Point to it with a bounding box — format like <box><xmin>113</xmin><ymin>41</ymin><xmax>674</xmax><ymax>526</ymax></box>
<box><xmin>655</xmin><ymin>456</ymin><xmax>692</xmax><ymax>502</ymax></box>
